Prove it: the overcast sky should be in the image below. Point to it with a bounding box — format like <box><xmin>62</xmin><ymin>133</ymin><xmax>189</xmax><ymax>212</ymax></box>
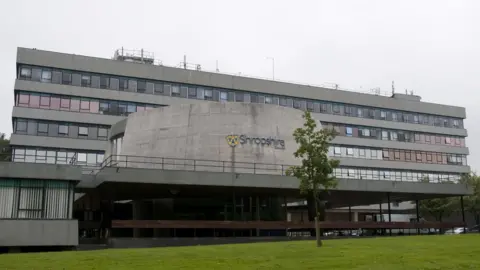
<box><xmin>0</xmin><ymin>0</ymin><xmax>478</xmax><ymax>171</ymax></box>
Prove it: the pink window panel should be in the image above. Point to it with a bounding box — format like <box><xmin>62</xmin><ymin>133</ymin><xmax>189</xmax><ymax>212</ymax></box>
<box><xmin>460</xmin><ymin>139</ymin><xmax>465</xmax><ymax>147</ymax></box>
<box><xmin>29</xmin><ymin>95</ymin><xmax>40</xmax><ymax>108</ymax></box>
<box><xmin>40</xmin><ymin>96</ymin><xmax>50</xmax><ymax>108</ymax></box>
<box><xmin>80</xmin><ymin>100</ymin><xmax>90</xmax><ymax>112</ymax></box>
<box><xmin>70</xmin><ymin>99</ymin><xmax>80</xmax><ymax>111</ymax></box>
<box><xmin>60</xmin><ymin>97</ymin><xmax>70</xmax><ymax>110</ymax></box>
<box><xmin>136</xmin><ymin>105</ymin><xmax>146</xmax><ymax>112</ymax></box>
<box><xmin>50</xmin><ymin>97</ymin><xmax>60</xmax><ymax>110</ymax></box>
<box><xmin>18</xmin><ymin>94</ymin><xmax>30</xmax><ymax>106</ymax></box>
<box><xmin>89</xmin><ymin>100</ymin><xmax>99</xmax><ymax>113</ymax></box>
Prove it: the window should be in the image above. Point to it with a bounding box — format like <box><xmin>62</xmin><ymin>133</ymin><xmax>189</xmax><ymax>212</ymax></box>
<box><xmin>346</xmin><ymin>127</ymin><xmax>353</xmax><ymax>136</ymax></box>
<box><xmin>371</xmin><ymin>150</ymin><xmax>378</xmax><ymax>158</ymax></box>
<box><xmin>348</xmin><ymin>169</ymin><xmax>355</xmax><ymax>177</ymax></box>
<box><xmin>38</xmin><ymin>123</ymin><xmax>48</xmax><ymax>134</ymax></box>
<box><xmin>300</xmin><ymin>101</ymin><xmax>312</xmax><ymax>112</ymax></box>
<box><xmin>453</xmin><ymin>120</ymin><xmax>459</xmax><ymax>128</ymax></box>
<box><xmin>333</xmin><ymin>105</ymin><xmax>340</xmax><ymax>114</ymax></box>
<box><xmin>220</xmin><ymin>92</ymin><xmax>228</xmax><ymax>102</ymax></box>
<box><xmin>62</xmin><ymin>71</ymin><xmax>72</xmax><ymax>84</ymax></box>
<box><xmin>235</xmin><ymin>92</ymin><xmax>244</xmax><ymax>102</ymax></box>
<box><xmin>416</xmin><ymin>153</ymin><xmax>422</xmax><ymax>161</ymax></box>
<box><xmin>445</xmin><ymin>137</ymin><xmax>451</xmax><ymax>144</ymax></box>
<box><xmin>427</xmin><ymin>153</ymin><xmax>432</xmax><ymax>162</ymax></box>
<box><xmin>392</xmin><ymin>113</ymin><xmax>398</xmax><ymax>121</ymax></box>
<box><xmin>347</xmin><ymin>148</ymin><xmax>354</xmax><ymax>156</ymax></box>
<box><xmin>279</xmin><ymin>98</ymin><xmax>288</xmax><ymax>107</ymax></box>
<box><xmin>405</xmin><ymin>151</ymin><xmax>411</xmax><ymax>161</ymax></box>
<box><xmin>18</xmin><ymin>93</ymin><xmax>29</xmax><ymax>106</ymax></box>
<box><xmin>394</xmin><ymin>151</ymin><xmax>400</xmax><ymax>160</ymax></box>
<box><xmin>425</xmin><ymin>135</ymin><xmax>431</xmax><ymax>143</ymax></box>
<box><xmin>58</xmin><ymin>124</ymin><xmax>69</xmax><ymax>135</ymax></box>
<box><xmin>137</xmin><ymin>80</ymin><xmax>146</xmax><ymax>93</ymax></box>
<box><xmin>382</xmin><ymin>131</ymin><xmax>389</xmax><ymax>140</ymax></box>
<box><xmin>383</xmin><ymin>171</ymin><xmax>390</xmax><ymax>179</ymax></box>
<box><xmin>41</xmin><ymin>70</ymin><xmax>52</xmax><ymax>82</ymax></box>
<box><xmin>362</xmin><ymin>129</ymin><xmax>370</xmax><ymax>137</ymax></box>
<box><xmin>119</xmin><ymin>78</ymin><xmax>128</xmax><ymax>90</ymax></box>
<box><xmin>265</xmin><ymin>96</ymin><xmax>273</xmax><ymax>104</ymax></box>
<box><xmin>414</xmin><ymin>115</ymin><xmax>419</xmax><ymax>123</ymax></box>
<box><xmin>455</xmin><ymin>138</ymin><xmax>461</xmax><ymax>145</ymax></box>
<box><xmin>128</xmin><ymin>79</ymin><xmax>137</xmax><ymax>92</ymax></box>
<box><xmin>15</xmin><ymin>120</ymin><xmax>27</xmax><ymax>132</ymax></box>
<box><xmin>359</xmin><ymin>149</ymin><xmax>366</xmax><ymax>157</ymax></box>
<box><xmin>204</xmin><ymin>89</ymin><xmax>213</xmax><ymax>100</ymax></box>
<box><xmin>357</xmin><ymin>108</ymin><xmax>363</xmax><ymax>117</ymax></box>
<box><xmin>80</xmin><ymin>99</ymin><xmax>90</xmax><ymax>111</ymax></box>
<box><xmin>79</xmin><ymin>127</ymin><xmax>88</xmax><ymax>136</ymax></box>
<box><xmin>390</xmin><ymin>132</ymin><xmax>398</xmax><ymax>141</ymax></box>
<box><xmin>20</xmin><ymin>67</ymin><xmax>32</xmax><ymax>79</ymax></box>
<box><xmin>380</xmin><ymin>111</ymin><xmax>386</xmax><ymax>119</ymax></box>
<box><xmin>98</xmin><ymin>127</ymin><xmax>108</xmax><ymax>138</ymax></box>
<box><xmin>334</xmin><ymin>147</ymin><xmax>341</xmax><ymax>155</ymax></box>
<box><xmin>40</xmin><ymin>95</ymin><xmax>50</xmax><ymax>107</ymax></box>
<box><xmin>382</xmin><ymin>150</ymin><xmax>389</xmax><ymax>158</ymax></box>
<box><xmin>437</xmin><ymin>154</ymin><xmax>443</xmax><ymax>163</ymax></box>
<box><xmin>100</xmin><ymin>76</ymin><xmax>110</xmax><ymax>89</ymax></box>
<box><xmin>320</xmin><ymin>104</ymin><xmax>327</xmax><ymax>113</ymax></box>
<box><xmin>414</xmin><ymin>134</ymin><xmax>420</xmax><ymax>142</ymax></box>
<box><xmin>81</xmin><ymin>75</ymin><xmax>91</xmax><ymax>87</ymax></box>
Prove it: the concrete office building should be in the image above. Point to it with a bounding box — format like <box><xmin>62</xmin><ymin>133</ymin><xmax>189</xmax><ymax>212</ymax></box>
<box><xmin>1</xmin><ymin>47</ymin><xmax>472</xmax><ymax>249</ymax></box>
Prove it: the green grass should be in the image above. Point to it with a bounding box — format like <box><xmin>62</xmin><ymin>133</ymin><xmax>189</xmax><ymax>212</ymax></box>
<box><xmin>1</xmin><ymin>235</ymin><xmax>479</xmax><ymax>269</ymax></box>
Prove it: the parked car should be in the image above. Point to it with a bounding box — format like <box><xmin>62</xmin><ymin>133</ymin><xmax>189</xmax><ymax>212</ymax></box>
<box><xmin>444</xmin><ymin>227</ymin><xmax>466</xmax><ymax>235</ymax></box>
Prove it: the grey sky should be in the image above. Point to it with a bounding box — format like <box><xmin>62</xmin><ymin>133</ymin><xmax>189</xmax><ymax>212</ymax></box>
<box><xmin>0</xmin><ymin>0</ymin><xmax>478</xmax><ymax>171</ymax></box>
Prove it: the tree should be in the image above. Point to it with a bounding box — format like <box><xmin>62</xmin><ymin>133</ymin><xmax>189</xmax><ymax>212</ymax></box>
<box><xmin>286</xmin><ymin>111</ymin><xmax>339</xmax><ymax>247</ymax></box>
<box><xmin>0</xmin><ymin>133</ymin><xmax>10</xmax><ymax>161</ymax></box>
<box><xmin>418</xmin><ymin>177</ymin><xmax>456</xmax><ymax>223</ymax></box>
<box><xmin>460</xmin><ymin>173</ymin><xmax>480</xmax><ymax>225</ymax></box>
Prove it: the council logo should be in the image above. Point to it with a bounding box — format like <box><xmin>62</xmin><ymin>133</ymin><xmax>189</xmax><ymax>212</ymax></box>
<box><xmin>226</xmin><ymin>135</ymin><xmax>240</xmax><ymax>147</ymax></box>
<box><xmin>226</xmin><ymin>134</ymin><xmax>285</xmax><ymax>149</ymax></box>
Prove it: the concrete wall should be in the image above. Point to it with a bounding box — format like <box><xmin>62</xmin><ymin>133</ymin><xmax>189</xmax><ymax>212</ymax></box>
<box><xmin>17</xmin><ymin>47</ymin><xmax>466</xmax><ymax>118</ymax></box>
<box><xmin>0</xmin><ymin>162</ymin><xmax>82</xmax><ymax>181</ymax></box>
<box><xmin>0</xmin><ymin>220</ymin><xmax>78</xmax><ymax>247</ymax></box>
<box><xmin>120</xmin><ymin>103</ymin><xmax>303</xmax><ymax>167</ymax></box>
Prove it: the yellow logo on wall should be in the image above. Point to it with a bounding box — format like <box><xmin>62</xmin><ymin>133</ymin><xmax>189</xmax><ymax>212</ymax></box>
<box><xmin>226</xmin><ymin>135</ymin><xmax>240</xmax><ymax>147</ymax></box>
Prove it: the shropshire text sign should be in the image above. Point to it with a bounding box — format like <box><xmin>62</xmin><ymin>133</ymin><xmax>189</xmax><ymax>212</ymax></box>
<box><xmin>226</xmin><ymin>134</ymin><xmax>285</xmax><ymax>149</ymax></box>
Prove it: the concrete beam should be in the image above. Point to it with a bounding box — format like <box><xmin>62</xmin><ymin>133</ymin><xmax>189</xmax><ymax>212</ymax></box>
<box><xmin>0</xmin><ymin>162</ymin><xmax>82</xmax><ymax>181</ymax></box>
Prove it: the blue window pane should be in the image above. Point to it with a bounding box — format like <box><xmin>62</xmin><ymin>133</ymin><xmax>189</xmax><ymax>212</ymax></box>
<box><xmin>346</xmin><ymin>127</ymin><xmax>353</xmax><ymax>136</ymax></box>
<box><xmin>127</xmin><ymin>104</ymin><xmax>136</xmax><ymax>113</ymax></box>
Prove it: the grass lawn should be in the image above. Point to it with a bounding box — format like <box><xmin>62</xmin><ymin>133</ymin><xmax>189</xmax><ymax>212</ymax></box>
<box><xmin>1</xmin><ymin>235</ymin><xmax>479</xmax><ymax>269</ymax></box>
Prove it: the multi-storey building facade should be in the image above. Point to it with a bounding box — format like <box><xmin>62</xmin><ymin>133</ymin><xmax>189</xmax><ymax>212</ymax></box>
<box><xmin>11</xmin><ymin>47</ymin><xmax>469</xmax><ymax>181</ymax></box>
<box><xmin>1</xmin><ymin>47</ymin><xmax>472</xmax><ymax>249</ymax></box>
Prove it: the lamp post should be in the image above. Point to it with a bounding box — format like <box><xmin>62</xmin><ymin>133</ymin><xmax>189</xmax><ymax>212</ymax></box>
<box><xmin>266</xmin><ymin>57</ymin><xmax>275</xmax><ymax>80</ymax></box>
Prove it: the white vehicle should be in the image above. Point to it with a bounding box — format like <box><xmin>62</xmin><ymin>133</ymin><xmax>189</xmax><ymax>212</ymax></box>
<box><xmin>444</xmin><ymin>227</ymin><xmax>466</xmax><ymax>235</ymax></box>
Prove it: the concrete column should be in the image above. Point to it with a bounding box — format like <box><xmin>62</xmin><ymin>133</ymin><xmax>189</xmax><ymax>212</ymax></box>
<box><xmin>133</xmin><ymin>200</ymin><xmax>148</xmax><ymax>238</ymax></box>
<box><xmin>353</xmin><ymin>212</ymin><xmax>358</xmax><ymax>222</ymax></box>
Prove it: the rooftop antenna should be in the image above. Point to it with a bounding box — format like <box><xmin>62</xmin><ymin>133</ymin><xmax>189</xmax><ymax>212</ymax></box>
<box><xmin>392</xmin><ymin>81</ymin><xmax>395</xmax><ymax>95</ymax></box>
<box><xmin>405</xmin><ymin>89</ymin><xmax>408</xmax><ymax>95</ymax></box>
<box><xmin>410</xmin><ymin>90</ymin><xmax>414</xmax><ymax>95</ymax></box>
<box><xmin>216</xmin><ymin>60</ymin><xmax>219</xmax><ymax>72</ymax></box>
<box><xmin>183</xmin><ymin>55</ymin><xmax>187</xmax><ymax>69</ymax></box>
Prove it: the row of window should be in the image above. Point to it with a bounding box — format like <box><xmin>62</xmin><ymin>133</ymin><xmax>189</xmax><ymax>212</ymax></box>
<box><xmin>329</xmin><ymin>145</ymin><xmax>467</xmax><ymax>166</ymax></box>
<box><xmin>18</xmin><ymin>65</ymin><xmax>464</xmax><ymax>129</ymax></box>
<box><xmin>14</xmin><ymin>119</ymin><xmax>109</xmax><ymax>141</ymax></box>
<box><xmin>323</xmin><ymin>123</ymin><xmax>466</xmax><ymax>148</ymax></box>
<box><xmin>0</xmin><ymin>179</ymin><xmax>72</xmax><ymax>219</ymax></box>
<box><xmin>15</xmin><ymin>92</ymin><xmax>161</xmax><ymax>116</ymax></box>
<box><xmin>332</xmin><ymin>168</ymin><xmax>460</xmax><ymax>183</ymax></box>
<box><xmin>12</xmin><ymin>148</ymin><xmax>104</xmax><ymax>166</ymax></box>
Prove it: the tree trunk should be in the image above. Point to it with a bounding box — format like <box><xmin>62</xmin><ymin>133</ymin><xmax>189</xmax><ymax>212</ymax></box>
<box><xmin>315</xmin><ymin>216</ymin><xmax>322</xmax><ymax>247</ymax></box>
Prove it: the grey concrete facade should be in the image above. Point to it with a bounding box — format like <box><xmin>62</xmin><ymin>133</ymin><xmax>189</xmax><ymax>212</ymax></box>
<box><xmin>16</xmin><ymin>47</ymin><xmax>466</xmax><ymax>118</ymax></box>
<box><xmin>0</xmin><ymin>162</ymin><xmax>82</xmax><ymax>181</ymax></box>
<box><xmin>0</xmin><ymin>220</ymin><xmax>78</xmax><ymax>247</ymax></box>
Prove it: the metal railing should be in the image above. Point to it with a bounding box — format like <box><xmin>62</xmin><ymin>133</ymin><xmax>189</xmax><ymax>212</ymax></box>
<box><xmin>100</xmin><ymin>155</ymin><xmax>461</xmax><ymax>184</ymax></box>
<box><xmin>101</xmin><ymin>155</ymin><xmax>289</xmax><ymax>176</ymax></box>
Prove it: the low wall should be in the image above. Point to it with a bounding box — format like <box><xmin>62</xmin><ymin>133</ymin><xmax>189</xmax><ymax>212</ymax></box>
<box><xmin>0</xmin><ymin>219</ymin><xmax>78</xmax><ymax>247</ymax></box>
<box><xmin>107</xmin><ymin>237</ymin><xmax>314</xmax><ymax>249</ymax></box>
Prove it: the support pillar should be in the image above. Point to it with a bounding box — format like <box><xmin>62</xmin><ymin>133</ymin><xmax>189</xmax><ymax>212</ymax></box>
<box><xmin>460</xmin><ymin>196</ymin><xmax>466</xmax><ymax>234</ymax></box>
<box><xmin>387</xmin><ymin>193</ymin><xmax>392</xmax><ymax>236</ymax></box>
<box><xmin>256</xmin><ymin>195</ymin><xmax>260</xmax><ymax>236</ymax></box>
<box><xmin>416</xmin><ymin>199</ymin><xmax>420</xmax><ymax>235</ymax></box>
